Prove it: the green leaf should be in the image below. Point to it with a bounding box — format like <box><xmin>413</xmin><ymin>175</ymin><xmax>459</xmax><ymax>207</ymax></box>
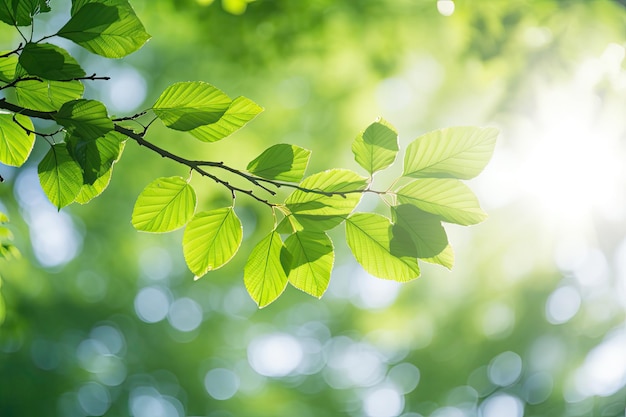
<box><xmin>392</xmin><ymin>204</ymin><xmax>448</xmax><ymax>258</ymax></box>
<box><xmin>0</xmin><ymin>243</ymin><xmax>20</xmax><ymax>260</ymax></box>
<box><xmin>244</xmin><ymin>230</ymin><xmax>289</xmax><ymax>308</ymax></box>
<box><xmin>66</xmin><ymin>130</ymin><xmax>124</xmax><ymax>184</ymax></box>
<box><xmin>247</xmin><ymin>143</ymin><xmax>311</xmax><ymax>182</ymax></box>
<box><xmin>0</xmin><ymin>0</ymin><xmax>50</xmax><ymax>26</ymax></box>
<box><xmin>18</xmin><ymin>42</ymin><xmax>85</xmax><ymax>81</ymax></box>
<box><xmin>352</xmin><ymin>118</ymin><xmax>398</xmax><ymax>175</ymax></box>
<box><xmin>131</xmin><ymin>176</ymin><xmax>196</xmax><ymax>233</ymax></box>
<box><xmin>54</xmin><ymin>99</ymin><xmax>113</xmax><ymax>140</ymax></box>
<box><xmin>38</xmin><ymin>144</ymin><xmax>83</xmax><ymax>209</ymax></box>
<box><xmin>0</xmin><ymin>112</ymin><xmax>35</xmax><ymax>166</ymax></box>
<box><xmin>0</xmin><ymin>53</ymin><xmax>18</xmax><ymax>82</ymax></box>
<box><xmin>421</xmin><ymin>244</ymin><xmax>454</xmax><ymax>270</ymax></box>
<box><xmin>285</xmin><ymin>169</ymin><xmax>367</xmax><ymax>231</ymax></box>
<box><xmin>58</xmin><ymin>0</ymin><xmax>150</xmax><ymax>59</ymax></box>
<box><xmin>403</xmin><ymin>126</ymin><xmax>498</xmax><ymax>179</ymax></box>
<box><xmin>152</xmin><ymin>81</ymin><xmax>232</xmax><ymax>131</ymax></box>
<box><xmin>345</xmin><ymin>213</ymin><xmax>420</xmax><ymax>282</ymax></box>
<box><xmin>189</xmin><ymin>96</ymin><xmax>263</xmax><ymax>142</ymax></box>
<box><xmin>284</xmin><ymin>231</ymin><xmax>334</xmax><ymax>298</ymax></box>
<box><xmin>396</xmin><ymin>178</ymin><xmax>487</xmax><ymax>225</ymax></box>
<box><xmin>74</xmin><ymin>167</ymin><xmax>112</xmax><ymax>204</ymax></box>
<box><xmin>16</xmin><ymin>79</ymin><xmax>84</xmax><ymax>111</ymax></box>
<box><xmin>0</xmin><ymin>212</ymin><xmax>8</xmax><ymax>222</ymax></box>
<box><xmin>183</xmin><ymin>207</ymin><xmax>243</xmax><ymax>278</ymax></box>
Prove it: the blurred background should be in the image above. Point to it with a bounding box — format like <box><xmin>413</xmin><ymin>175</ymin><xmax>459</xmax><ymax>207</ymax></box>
<box><xmin>1</xmin><ymin>0</ymin><xmax>626</xmax><ymax>416</ymax></box>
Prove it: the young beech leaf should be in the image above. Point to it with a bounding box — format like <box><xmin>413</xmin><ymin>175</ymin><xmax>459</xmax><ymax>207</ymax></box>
<box><xmin>74</xmin><ymin>139</ymin><xmax>126</xmax><ymax>205</ymax></box>
<box><xmin>66</xmin><ymin>130</ymin><xmax>125</xmax><ymax>184</ymax></box>
<box><xmin>16</xmin><ymin>79</ymin><xmax>84</xmax><ymax>112</ymax></box>
<box><xmin>18</xmin><ymin>42</ymin><xmax>85</xmax><ymax>81</ymax></box>
<box><xmin>189</xmin><ymin>96</ymin><xmax>263</xmax><ymax>143</ymax></box>
<box><xmin>152</xmin><ymin>81</ymin><xmax>232</xmax><ymax>131</ymax></box>
<box><xmin>74</xmin><ymin>168</ymin><xmax>112</xmax><ymax>205</ymax></box>
<box><xmin>285</xmin><ymin>169</ymin><xmax>367</xmax><ymax>231</ymax></box>
<box><xmin>0</xmin><ymin>0</ymin><xmax>51</xmax><ymax>27</ymax></box>
<box><xmin>38</xmin><ymin>144</ymin><xmax>83</xmax><ymax>209</ymax></box>
<box><xmin>352</xmin><ymin>118</ymin><xmax>398</xmax><ymax>175</ymax></box>
<box><xmin>54</xmin><ymin>99</ymin><xmax>113</xmax><ymax>141</ymax></box>
<box><xmin>131</xmin><ymin>176</ymin><xmax>196</xmax><ymax>233</ymax></box>
<box><xmin>183</xmin><ymin>207</ymin><xmax>243</xmax><ymax>279</ymax></box>
<box><xmin>244</xmin><ymin>230</ymin><xmax>289</xmax><ymax>308</ymax></box>
<box><xmin>403</xmin><ymin>126</ymin><xmax>498</xmax><ymax>179</ymax></box>
<box><xmin>392</xmin><ymin>204</ymin><xmax>448</xmax><ymax>258</ymax></box>
<box><xmin>0</xmin><ymin>52</ymin><xmax>17</xmax><ymax>82</ymax></box>
<box><xmin>345</xmin><ymin>213</ymin><xmax>420</xmax><ymax>282</ymax></box>
<box><xmin>284</xmin><ymin>231</ymin><xmax>334</xmax><ymax>298</ymax></box>
<box><xmin>58</xmin><ymin>0</ymin><xmax>151</xmax><ymax>59</ymax></box>
<box><xmin>0</xmin><ymin>112</ymin><xmax>35</xmax><ymax>167</ymax></box>
<box><xmin>247</xmin><ymin>143</ymin><xmax>311</xmax><ymax>182</ymax></box>
<box><xmin>421</xmin><ymin>244</ymin><xmax>454</xmax><ymax>270</ymax></box>
<box><xmin>396</xmin><ymin>178</ymin><xmax>487</xmax><ymax>226</ymax></box>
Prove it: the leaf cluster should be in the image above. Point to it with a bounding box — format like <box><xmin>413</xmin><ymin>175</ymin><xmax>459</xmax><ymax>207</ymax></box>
<box><xmin>0</xmin><ymin>0</ymin><xmax>497</xmax><ymax>308</ymax></box>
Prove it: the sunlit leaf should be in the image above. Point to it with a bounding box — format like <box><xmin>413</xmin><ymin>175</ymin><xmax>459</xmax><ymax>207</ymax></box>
<box><xmin>244</xmin><ymin>230</ymin><xmax>288</xmax><ymax>308</ymax></box>
<box><xmin>0</xmin><ymin>112</ymin><xmax>35</xmax><ymax>167</ymax></box>
<box><xmin>284</xmin><ymin>231</ymin><xmax>334</xmax><ymax>298</ymax></box>
<box><xmin>421</xmin><ymin>244</ymin><xmax>454</xmax><ymax>270</ymax></box>
<box><xmin>189</xmin><ymin>96</ymin><xmax>263</xmax><ymax>142</ymax></box>
<box><xmin>152</xmin><ymin>81</ymin><xmax>231</xmax><ymax>131</ymax></box>
<box><xmin>0</xmin><ymin>53</ymin><xmax>17</xmax><ymax>82</ymax></box>
<box><xmin>392</xmin><ymin>204</ymin><xmax>448</xmax><ymax>258</ymax></box>
<box><xmin>54</xmin><ymin>99</ymin><xmax>113</xmax><ymax>140</ymax></box>
<box><xmin>183</xmin><ymin>207</ymin><xmax>242</xmax><ymax>278</ymax></box>
<box><xmin>345</xmin><ymin>213</ymin><xmax>420</xmax><ymax>282</ymax></box>
<box><xmin>18</xmin><ymin>42</ymin><xmax>85</xmax><ymax>81</ymax></box>
<box><xmin>16</xmin><ymin>79</ymin><xmax>84</xmax><ymax>111</ymax></box>
<box><xmin>285</xmin><ymin>169</ymin><xmax>367</xmax><ymax>231</ymax></box>
<box><xmin>74</xmin><ymin>168</ymin><xmax>112</xmax><ymax>204</ymax></box>
<box><xmin>352</xmin><ymin>117</ymin><xmax>398</xmax><ymax>175</ymax></box>
<box><xmin>0</xmin><ymin>0</ymin><xmax>50</xmax><ymax>26</ymax></box>
<box><xmin>247</xmin><ymin>143</ymin><xmax>311</xmax><ymax>182</ymax></box>
<box><xmin>396</xmin><ymin>178</ymin><xmax>487</xmax><ymax>225</ymax></box>
<box><xmin>59</xmin><ymin>0</ymin><xmax>150</xmax><ymax>58</ymax></box>
<box><xmin>38</xmin><ymin>144</ymin><xmax>83</xmax><ymax>209</ymax></box>
<box><xmin>131</xmin><ymin>176</ymin><xmax>196</xmax><ymax>233</ymax></box>
<box><xmin>66</xmin><ymin>130</ymin><xmax>125</xmax><ymax>184</ymax></box>
<box><xmin>403</xmin><ymin>126</ymin><xmax>498</xmax><ymax>179</ymax></box>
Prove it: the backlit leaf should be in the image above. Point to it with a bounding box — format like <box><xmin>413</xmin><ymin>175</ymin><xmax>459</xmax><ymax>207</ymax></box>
<box><xmin>38</xmin><ymin>144</ymin><xmax>83</xmax><ymax>209</ymax></box>
<box><xmin>285</xmin><ymin>169</ymin><xmax>367</xmax><ymax>231</ymax></box>
<box><xmin>0</xmin><ymin>53</ymin><xmax>17</xmax><ymax>82</ymax></box>
<box><xmin>345</xmin><ymin>213</ymin><xmax>420</xmax><ymax>282</ymax></box>
<box><xmin>54</xmin><ymin>99</ymin><xmax>113</xmax><ymax>140</ymax></box>
<box><xmin>284</xmin><ymin>231</ymin><xmax>334</xmax><ymax>298</ymax></box>
<box><xmin>66</xmin><ymin>130</ymin><xmax>125</xmax><ymax>184</ymax></box>
<box><xmin>189</xmin><ymin>96</ymin><xmax>263</xmax><ymax>142</ymax></box>
<box><xmin>0</xmin><ymin>112</ymin><xmax>34</xmax><ymax>166</ymax></box>
<box><xmin>74</xmin><ymin>168</ymin><xmax>112</xmax><ymax>204</ymax></box>
<box><xmin>0</xmin><ymin>0</ymin><xmax>50</xmax><ymax>26</ymax></box>
<box><xmin>18</xmin><ymin>42</ymin><xmax>85</xmax><ymax>81</ymax></box>
<box><xmin>183</xmin><ymin>207</ymin><xmax>242</xmax><ymax>278</ymax></box>
<box><xmin>421</xmin><ymin>244</ymin><xmax>454</xmax><ymax>270</ymax></box>
<box><xmin>247</xmin><ymin>143</ymin><xmax>311</xmax><ymax>182</ymax></box>
<box><xmin>131</xmin><ymin>176</ymin><xmax>196</xmax><ymax>233</ymax></box>
<box><xmin>58</xmin><ymin>0</ymin><xmax>150</xmax><ymax>58</ymax></box>
<box><xmin>392</xmin><ymin>204</ymin><xmax>448</xmax><ymax>258</ymax></box>
<box><xmin>403</xmin><ymin>126</ymin><xmax>498</xmax><ymax>179</ymax></box>
<box><xmin>396</xmin><ymin>178</ymin><xmax>487</xmax><ymax>225</ymax></box>
<box><xmin>244</xmin><ymin>230</ymin><xmax>288</xmax><ymax>308</ymax></box>
<box><xmin>352</xmin><ymin>118</ymin><xmax>398</xmax><ymax>175</ymax></box>
<box><xmin>16</xmin><ymin>79</ymin><xmax>84</xmax><ymax>111</ymax></box>
<box><xmin>152</xmin><ymin>81</ymin><xmax>231</xmax><ymax>131</ymax></box>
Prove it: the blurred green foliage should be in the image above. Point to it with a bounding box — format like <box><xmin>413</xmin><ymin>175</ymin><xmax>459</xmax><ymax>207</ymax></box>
<box><xmin>1</xmin><ymin>1</ymin><xmax>626</xmax><ymax>417</ymax></box>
